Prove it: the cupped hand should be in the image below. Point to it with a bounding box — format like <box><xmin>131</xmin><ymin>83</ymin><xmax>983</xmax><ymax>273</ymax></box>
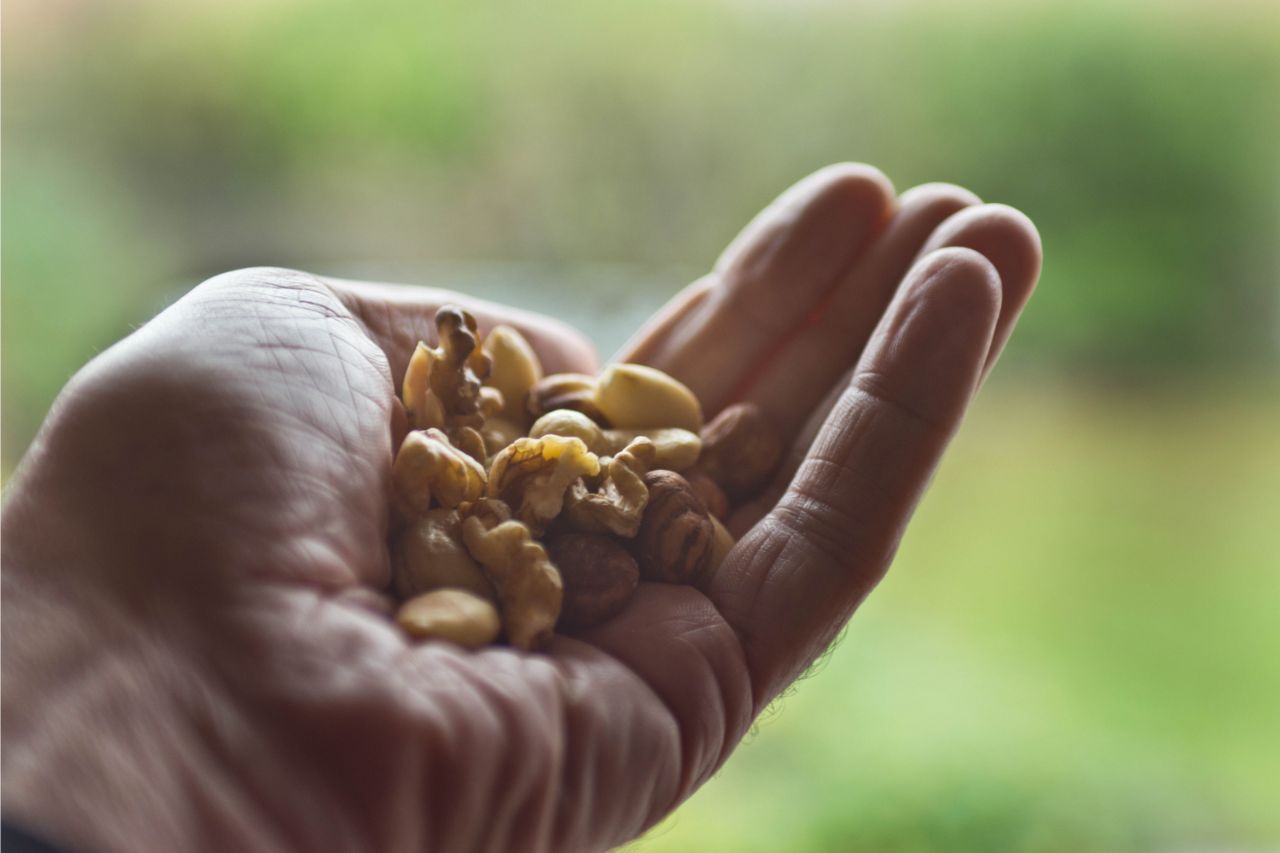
<box><xmin>0</xmin><ymin>165</ymin><xmax>1040</xmax><ymax>853</ymax></box>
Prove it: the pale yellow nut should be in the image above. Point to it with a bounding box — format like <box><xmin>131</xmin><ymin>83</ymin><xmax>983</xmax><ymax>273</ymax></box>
<box><xmin>397</xmin><ymin>589</ymin><xmax>501</xmax><ymax>648</ymax></box>
<box><xmin>603</xmin><ymin>427</ymin><xmax>701</xmax><ymax>472</ymax></box>
<box><xmin>483</xmin><ymin>325</ymin><xmax>543</xmax><ymax>422</ymax></box>
<box><xmin>402</xmin><ymin>342</ymin><xmax>446</xmax><ymax>430</ymax></box>
<box><xmin>593</xmin><ymin>363</ymin><xmax>703</xmax><ymax>433</ymax></box>
<box><xmin>529</xmin><ymin>409</ymin><xmax>608</xmax><ymax>454</ymax></box>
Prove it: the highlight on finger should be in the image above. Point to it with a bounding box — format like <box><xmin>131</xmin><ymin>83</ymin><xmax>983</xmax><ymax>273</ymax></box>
<box><xmin>916</xmin><ymin>203</ymin><xmax>1043</xmax><ymax>374</ymax></box>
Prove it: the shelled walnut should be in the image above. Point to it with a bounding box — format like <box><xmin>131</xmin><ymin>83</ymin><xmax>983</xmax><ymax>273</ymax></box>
<box><xmin>387</xmin><ymin>306</ymin><xmax>784</xmax><ymax>652</ymax></box>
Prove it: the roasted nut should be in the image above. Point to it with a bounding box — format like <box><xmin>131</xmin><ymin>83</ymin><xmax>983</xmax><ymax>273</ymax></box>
<box><xmin>683</xmin><ymin>468</ymin><xmax>729</xmax><ymax>521</ymax></box>
<box><xmin>448</xmin><ymin>425</ymin><xmax>489</xmax><ymax>466</ymax></box>
<box><xmin>402</xmin><ymin>341</ymin><xmax>446</xmax><ymax>430</ymax></box>
<box><xmin>397</xmin><ymin>589</ymin><xmax>501</xmax><ymax>648</ymax></box>
<box><xmin>699</xmin><ymin>402</ymin><xmax>783</xmax><ymax>500</ymax></box>
<box><xmin>477</xmin><ymin>385</ymin><xmax>506</xmax><ymax>419</ymax></box>
<box><xmin>392</xmin><ymin>508</ymin><xmax>497</xmax><ymax>602</ymax></box>
<box><xmin>601</xmin><ymin>426</ymin><xmax>701</xmax><ymax>472</ymax></box>
<box><xmin>594</xmin><ymin>364</ymin><xmax>703</xmax><ymax>433</ymax></box>
<box><xmin>483</xmin><ymin>325</ymin><xmax>543</xmax><ymax>422</ymax></box>
<box><xmin>486</xmin><ymin>435</ymin><xmax>601</xmax><ymax>533</ymax></box>
<box><xmin>529</xmin><ymin>409</ymin><xmax>608</xmax><ymax>454</ymax></box>
<box><xmin>633</xmin><ymin>470</ymin><xmax>715</xmax><ymax>584</ymax></box>
<box><xmin>545</xmin><ymin>533</ymin><xmax>639</xmax><ymax>629</ymax></box>
<box><xmin>462</xmin><ymin>514</ymin><xmax>563</xmax><ymax>650</ymax></box>
<box><xmin>481</xmin><ymin>415</ymin><xmax>525</xmax><ymax>457</ymax></box>
<box><xmin>708</xmin><ymin>515</ymin><xmax>735</xmax><ymax>575</ymax></box>
<box><xmin>430</xmin><ymin>306</ymin><xmax>488</xmax><ymax>422</ymax></box>
<box><xmin>392</xmin><ymin>428</ymin><xmax>487</xmax><ymax>518</ymax></box>
<box><xmin>527</xmin><ymin>373</ymin><xmax>608</xmax><ymax>424</ymax></box>
<box><xmin>563</xmin><ymin>437</ymin><xmax>655</xmax><ymax>538</ymax></box>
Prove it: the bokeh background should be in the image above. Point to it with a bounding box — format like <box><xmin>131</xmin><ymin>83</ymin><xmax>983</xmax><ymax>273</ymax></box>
<box><xmin>4</xmin><ymin>0</ymin><xmax>1278</xmax><ymax>849</ymax></box>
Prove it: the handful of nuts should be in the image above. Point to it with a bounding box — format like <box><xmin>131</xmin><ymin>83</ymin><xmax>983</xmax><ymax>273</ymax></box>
<box><xmin>390</xmin><ymin>305</ymin><xmax>782</xmax><ymax>651</ymax></box>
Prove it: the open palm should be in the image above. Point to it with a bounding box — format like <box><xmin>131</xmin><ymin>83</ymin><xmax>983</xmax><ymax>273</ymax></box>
<box><xmin>1</xmin><ymin>165</ymin><xmax>1040</xmax><ymax>853</ymax></box>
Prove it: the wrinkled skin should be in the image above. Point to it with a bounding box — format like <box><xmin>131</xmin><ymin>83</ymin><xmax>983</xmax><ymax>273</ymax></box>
<box><xmin>1</xmin><ymin>165</ymin><xmax>1040</xmax><ymax>853</ymax></box>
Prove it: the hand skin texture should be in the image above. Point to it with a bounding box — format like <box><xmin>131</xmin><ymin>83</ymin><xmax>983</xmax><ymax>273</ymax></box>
<box><xmin>1</xmin><ymin>164</ymin><xmax>1040</xmax><ymax>853</ymax></box>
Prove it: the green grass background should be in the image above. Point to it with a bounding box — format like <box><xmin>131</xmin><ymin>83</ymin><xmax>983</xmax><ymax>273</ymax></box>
<box><xmin>3</xmin><ymin>0</ymin><xmax>1278</xmax><ymax>849</ymax></box>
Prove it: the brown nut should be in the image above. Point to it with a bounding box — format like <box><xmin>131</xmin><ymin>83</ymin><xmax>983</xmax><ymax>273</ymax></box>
<box><xmin>481</xmin><ymin>415</ymin><xmax>525</xmax><ymax>457</ymax></box>
<box><xmin>699</xmin><ymin>403</ymin><xmax>783</xmax><ymax>500</ymax></box>
<box><xmin>392</xmin><ymin>508</ymin><xmax>497</xmax><ymax>602</ymax></box>
<box><xmin>633</xmin><ymin>470</ymin><xmax>715</xmax><ymax>585</ymax></box>
<box><xmin>528</xmin><ymin>373</ymin><xmax>609</xmax><ymax>425</ymax></box>
<box><xmin>430</xmin><ymin>305</ymin><xmax>487</xmax><ymax>420</ymax></box>
<box><xmin>545</xmin><ymin>533</ymin><xmax>639</xmax><ymax>629</ymax></box>
<box><xmin>563</xmin><ymin>436</ymin><xmax>655</xmax><ymax>538</ymax></box>
<box><xmin>683</xmin><ymin>468</ymin><xmax>729</xmax><ymax>521</ymax></box>
<box><xmin>396</xmin><ymin>589</ymin><xmax>501</xmax><ymax>648</ymax></box>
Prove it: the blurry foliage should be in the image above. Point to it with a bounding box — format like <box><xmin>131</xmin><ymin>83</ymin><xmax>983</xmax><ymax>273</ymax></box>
<box><xmin>5</xmin><ymin>1</ymin><xmax>1277</xmax><ymax>376</ymax></box>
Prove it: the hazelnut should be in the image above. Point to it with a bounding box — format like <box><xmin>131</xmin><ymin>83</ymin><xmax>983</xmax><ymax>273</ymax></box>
<box><xmin>699</xmin><ymin>403</ymin><xmax>783</xmax><ymax>500</ymax></box>
<box><xmin>683</xmin><ymin>468</ymin><xmax>729</xmax><ymax>521</ymax></box>
<box><xmin>594</xmin><ymin>364</ymin><xmax>702</xmax><ymax>433</ymax></box>
<box><xmin>528</xmin><ymin>373</ymin><xmax>609</xmax><ymax>425</ymax></box>
<box><xmin>633</xmin><ymin>470</ymin><xmax>715</xmax><ymax>585</ymax></box>
<box><xmin>545</xmin><ymin>533</ymin><xmax>639</xmax><ymax>629</ymax></box>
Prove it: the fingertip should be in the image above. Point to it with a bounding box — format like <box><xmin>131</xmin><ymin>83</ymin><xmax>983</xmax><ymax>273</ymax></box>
<box><xmin>814</xmin><ymin>161</ymin><xmax>898</xmax><ymax>210</ymax></box>
<box><xmin>719</xmin><ymin>162</ymin><xmax>898</xmax><ymax>275</ymax></box>
<box><xmin>923</xmin><ymin>203</ymin><xmax>1042</xmax><ymax>300</ymax></box>
<box><xmin>910</xmin><ymin>246</ymin><xmax>1003</xmax><ymax>324</ymax></box>
<box><xmin>985</xmin><ymin>202</ymin><xmax>1043</xmax><ymax>287</ymax></box>
<box><xmin>897</xmin><ymin>181</ymin><xmax>983</xmax><ymax>210</ymax></box>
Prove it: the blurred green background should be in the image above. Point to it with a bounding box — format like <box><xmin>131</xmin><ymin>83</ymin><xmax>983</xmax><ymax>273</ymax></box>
<box><xmin>3</xmin><ymin>0</ymin><xmax>1278</xmax><ymax>849</ymax></box>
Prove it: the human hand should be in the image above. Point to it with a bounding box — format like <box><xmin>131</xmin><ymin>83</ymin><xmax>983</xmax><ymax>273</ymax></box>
<box><xmin>1</xmin><ymin>164</ymin><xmax>1040</xmax><ymax>852</ymax></box>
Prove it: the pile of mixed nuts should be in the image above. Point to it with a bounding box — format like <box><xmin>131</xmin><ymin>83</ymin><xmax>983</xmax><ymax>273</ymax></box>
<box><xmin>390</xmin><ymin>306</ymin><xmax>782</xmax><ymax>651</ymax></box>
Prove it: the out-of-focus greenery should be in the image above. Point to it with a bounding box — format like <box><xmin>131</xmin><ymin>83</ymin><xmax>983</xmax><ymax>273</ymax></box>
<box><xmin>629</xmin><ymin>383</ymin><xmax>1280</xmax><ymax>851</ymax></box>
<box><xmin>5</xmin><ymin>0</ymin><xmax>1278</xmax><ymax>468</ymax></box>
<box><xmin>3</xmin><ymin>0</ymin><xmax>1278</xmax><ymax>849</ymax></box>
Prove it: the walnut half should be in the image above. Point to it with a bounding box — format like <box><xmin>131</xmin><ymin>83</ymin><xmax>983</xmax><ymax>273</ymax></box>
<box><xmin>461</xmin><ymin>508</ymin><xmax>563</xmax><ymax>650</ymax></box>
<box><xmin>486</xmin><ymin>435</ymin><xmax>601</xmax><ymax>534</ymax></box>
